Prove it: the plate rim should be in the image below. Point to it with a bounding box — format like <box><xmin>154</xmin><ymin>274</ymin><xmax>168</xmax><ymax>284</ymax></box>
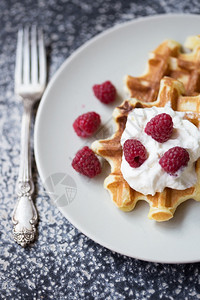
<box><xmin>34</xmin><ymin>13</ymin><xmax>200</xmax><ymax>264</ymax></box>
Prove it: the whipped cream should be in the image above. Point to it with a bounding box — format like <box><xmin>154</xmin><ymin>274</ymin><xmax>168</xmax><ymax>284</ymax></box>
<box><xmin>121</xmin><ymin>105</ymin><xmax>200</xmax><ymax>196</ymax></box>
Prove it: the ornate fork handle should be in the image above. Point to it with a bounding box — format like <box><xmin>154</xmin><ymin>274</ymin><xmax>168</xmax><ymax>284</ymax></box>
<box><xmin>12</xmin><ymin>100</ymin><xmax>38</xmax><ymax>247</ymax></box>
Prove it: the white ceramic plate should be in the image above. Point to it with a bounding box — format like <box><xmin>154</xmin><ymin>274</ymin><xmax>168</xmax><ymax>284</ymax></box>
<box><xmin>35</xmin><ymin>14</ymin><xmax>200</xmax><ymax>263</ymax></box>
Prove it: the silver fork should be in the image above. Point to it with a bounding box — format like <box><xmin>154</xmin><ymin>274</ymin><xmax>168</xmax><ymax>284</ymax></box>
<box><xmin>12</xmin><ymin>26</ymin><xmax>46</xmax><ymax>247</ymax></box>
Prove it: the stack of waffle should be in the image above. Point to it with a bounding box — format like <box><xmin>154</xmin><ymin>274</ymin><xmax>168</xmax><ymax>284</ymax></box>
<box><xmin>92</xmin><ymin>35</ymin><xmax>200</xmax><ymax>221</ymax></box>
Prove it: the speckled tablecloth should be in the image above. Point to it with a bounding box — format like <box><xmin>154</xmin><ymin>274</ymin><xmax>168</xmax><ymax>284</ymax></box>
<box><xmin>1</xmin><ymin>1</ymin><xmax>200</xmax><ymax>299</ymax></box>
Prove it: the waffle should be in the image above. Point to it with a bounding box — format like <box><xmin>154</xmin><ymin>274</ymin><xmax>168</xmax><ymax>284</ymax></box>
<box><xmin>92</xmin><ymin>77</ymin><xmax>200</xmax><ymax>221</ymax></box>
<box><xmin>125</xmin><ymin>35</ymin><xmax>200</xmax><ymax>102</ymax></box>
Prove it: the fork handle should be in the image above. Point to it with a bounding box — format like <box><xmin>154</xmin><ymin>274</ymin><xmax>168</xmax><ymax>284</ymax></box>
<box><xmin>12</xmin><ymin>100</ymin><xmax>38</xmax><ymax>247</ymax></box>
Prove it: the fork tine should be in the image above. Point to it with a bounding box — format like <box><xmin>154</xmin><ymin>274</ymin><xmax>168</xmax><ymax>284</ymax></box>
<box><xmin>15</xmin><ymin>25</ymin><xmax>46</xmax><ymax>100</ymax></box>
<box><xmin>23</xmin><ymin>27</ymin><xmax>30</xmax><ymax>85</ymax></box>
<box><xmin>31</xmin><ymin>25</ymin><xmax>38</xmax><ymax>84</ymax></box>
<box><xmin>38</xmin><ymin>28</ymin><xmax>46</xmax><ymax>86</ymax></box>
<box><xmin>15</xmin><ymin>28</ymin><xmax>23</xmax><ymax>88</ymax></box>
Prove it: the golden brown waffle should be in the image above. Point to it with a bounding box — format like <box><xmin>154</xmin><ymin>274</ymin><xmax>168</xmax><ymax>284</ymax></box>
<box><xmin>92</xmin><ymin>77</ymin><xmax>200</xmax><ymax>221</ymax></box>
<box><xmin>125</xmin><ymin>35</ymin><xmax>200</xmax><ymax>102</ymax></box>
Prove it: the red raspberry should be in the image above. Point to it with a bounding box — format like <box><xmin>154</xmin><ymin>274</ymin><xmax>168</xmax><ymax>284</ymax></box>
<box><xmin>159</xmin><ymin>146</ymin><xmax>189</xmax><ymax>175</ymax></box>
<box><xmin>93</xmin><ymin>80</ymin><xmax>116</xmax><ymax>104</ymax></box>
<box><xmin>72</xmin><ymin>146</ymin><xmax>101</xmax><ymax>178</ymax></box>
<box><xmin>123</xmin><ymin>139</ymin><xmax>148</xmax><ymax>168</ymax></box>
<box><xmin>144</xmin><ymin>113</ymin><xmax>173</xmax><ymax>143</ymax></box>
<box><xmin>73</xmin><ymin>112</ymin><xmax>101</xmax><ymax>138</ymax></box>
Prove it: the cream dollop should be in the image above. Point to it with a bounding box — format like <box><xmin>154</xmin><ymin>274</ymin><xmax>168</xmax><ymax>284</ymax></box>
<box><xmin>120</xmin><ymin>105</ymin><xmax>200</xmax><ymax>196</ymax></box>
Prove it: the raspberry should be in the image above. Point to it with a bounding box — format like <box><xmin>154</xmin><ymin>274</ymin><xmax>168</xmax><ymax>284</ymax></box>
<box><xmin>93</xmin><ymin>80</ymin><xmax>116</xmax><ymax>104</ymax></box>
<box><xmin>144</xmin><ymin>113</ymin><xmax>173</xmax><ymax>143</ymax></box>
<box><xmin>73</xmin><ymin>112</ymin><xmax>101</xmax><ymax>138</ymax></box>
<box><xmin>159</xmin><ymin>146</ymin><xmax>189</xmax><ymax>175</ymax></box>
<box><xmin>123</xmin><ymin>139</ymin><xmax>148</xmax><ymax>168</ymax></box>
<box><xmin>72</xmin><ymin>146</ymin><xmax>101</xmax><ymax>178</ymax></box>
